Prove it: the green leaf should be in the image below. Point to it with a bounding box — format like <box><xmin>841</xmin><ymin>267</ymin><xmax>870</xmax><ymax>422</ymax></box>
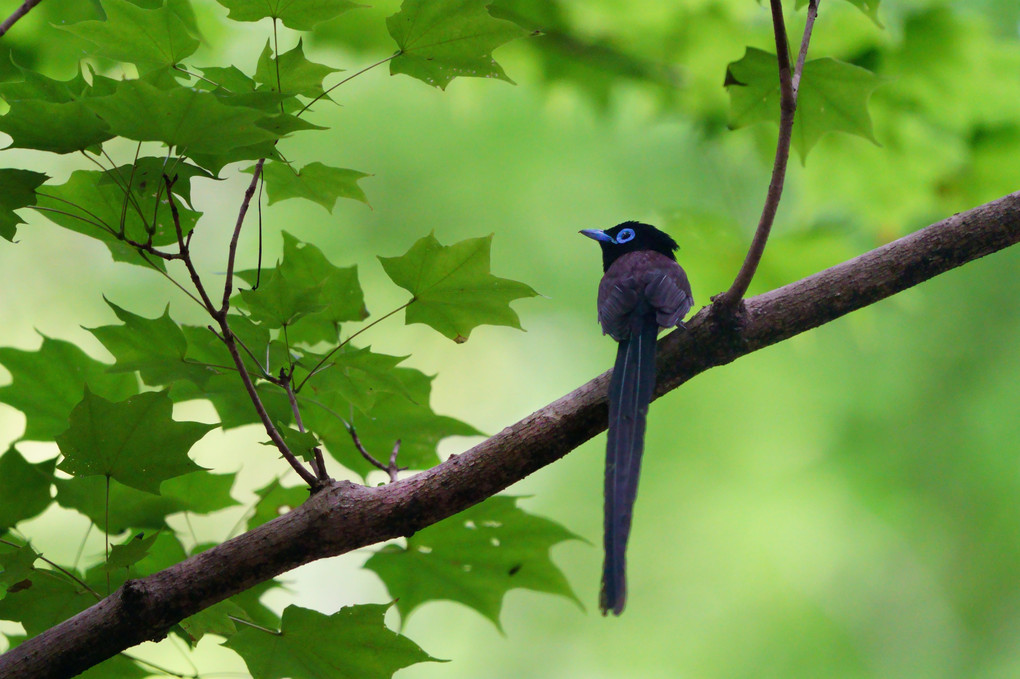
<box><xmin>105</xmin><ymin>532</ymin><xmax>160</xmax><ymax>570</ymax></box>
<box><xmin>247</xmin><ymin>478</ymin><xmax>309</xmax><ymax>530</ymax></box>
<box><xmin>223</xmin><ymin>604</ymin><xmax>441</xmax><ymax>679</ymax></box>
<box><xmin>86</xmin><ymin>79</ymin><xmax>278</xmax><ymax>156</ymax></box>
<box><xmin>259</xmin><ymin>161</ymin><xmax>370</xmax><ymax>211</ymax></box>
<box><xmin>0</xmin><ymin>542</ymin><xmax>39</xmax><ymax>593</ymax></box>
<box><xmin>796</xmin><ymin>0</ymin><xmax>882</xmax><ymax>27</ymax></box>
<box><xmin>236</xmin><ymin>232</ymin><xmax>368</xmax><ymax>345</ymax></box>
<box><xmin>0</xmin><ymin>335</ymin><xmax>138</xmax><ymax>441</ymax></box>
<box><xmin>0</xmin><ymin>67</ymin><xmax>112</xmax><ymax>153</ymax></box>
<box><xmin>58</xmin><ymin>0</ymin><xmax>200</xmax><ymax>68</ymax></box>
<box><xmin>215</xmin><ymin>0</ymin><xmax>362</xmax><ymax>29</ymax></box>
<box><xmin>0</xmin><ymin>449</ymin><xmax>55</xmax><ymax>532</ymax></box>
<box><xmin>0</xmin><ymin>169</ymin><xmax>48</xmax><ymax>241</ymax></box>
<box><xmin>300</xmin><ymin>345</ymin><xmax>411</xmax><ymax>413</ymax></box>
<box><xmin>378</xmin><ymin>233</ymin><xmax>538</xmax><ymax>342</ymax></box>
<box><xmin>229</xmin><ymin>579</ymin><xmax>285</xmax><ymax>630</ymax></box>
<box><xmin>239</xmin><ymin>267</ymin><xmax>327</xmax><ymax>328</ymax></box>
<box><xmin>77</xmin><ymin>655</ymin><xmax>150</xmax><ymax>679</ymax></box>
<box><xmin>180</xmin><ymin>599</ymin><xmax>245</xmax><ymax>644</ymax></box>
<box><xmin>90</xmin><ymin>300</ymin><xmax>214</xmax><ymax>388</ymax></box>
<box><xmin>387</xmin><ymin>0</ymin><xmax>527</xmax><ymax>89</ymax></box>
<box><xmin>36</xmin><ymin>169</ymin><xmax>200</xmax><ymax>266</ymax></box>
<box><xmin>178</xmin><ymin>318</ymin><xmax>271</xmax><ymax>383</ymax></box>
<box><xmin>725</xmin><ymin>48</ymin><xmax>882</xmax><ymax>158</ymax></box>
<box><xmin>364</xmin><ymin>496</ymin><xmax>582</xmax><ymax>627</ymax></box>
<box><xmin>305</xmin><ymin>367</ymin><xmax>480</xmax><ymax>478</ymax></box>
<box><xmin>272</xmin><ymin>425</ymin><xmax>320</xmax><ymax>464</ymax></box>
<box><xmin>0</xmin><ymin>569</ymin><xmax>94</xmax><ymax>636</ymax></box>
<box><xmin>56</xmin><ymin>389</ymin><xmax>212</xmax><ymax>494</ymax></box>
<box><xmin>254</xmin><ymin>39</ymin><xmax>340</xmax><ymax>99</ymax></box>
<box><xmin>171</xmin><ymin>373</ymin><xmax>293</xmax><ymax>430</ymax></box>
<box><xmin>100</xmin><ymin>156</ymin><xmax>213</xmax><ymax>210</ymax></box>
<box><xmin>55</xmin><ymin>471</ymin><xmax>237</xmax><ymax>532</ymax></box>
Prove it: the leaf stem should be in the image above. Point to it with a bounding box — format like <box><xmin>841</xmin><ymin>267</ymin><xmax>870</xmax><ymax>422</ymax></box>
<box><xmin>296</xmin><ymin>53</ymin><xmax>398</xmax><ymax>118</ymax></box>
<box><xmin>294</xmin><ymin>300</ymin><xmax>412</xmax><ymax>393</ymax></box>
<box><xmin>227</xmin><ymin>615</ymin><xmax>282</xmax><ymax>635</ymax></box>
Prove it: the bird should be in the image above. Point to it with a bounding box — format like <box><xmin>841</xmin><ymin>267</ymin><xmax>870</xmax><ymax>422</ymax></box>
<box><xmin>580</xmin><ymin>221</ymin><xmax>693</xmax><ymax>615</ymax></box>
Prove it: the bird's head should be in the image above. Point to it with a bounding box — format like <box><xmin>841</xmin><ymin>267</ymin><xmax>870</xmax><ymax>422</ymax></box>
<box><xmin>580</xmin><ymin>221</ymin><xmax>679</xmax><ymax>271</ymax></box>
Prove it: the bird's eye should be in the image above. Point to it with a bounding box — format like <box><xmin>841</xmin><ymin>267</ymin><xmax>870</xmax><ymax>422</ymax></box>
<box><xmin>615</xmin><ymin>228</ymin><xmax>635</xmax><ymax>244</ymax></box>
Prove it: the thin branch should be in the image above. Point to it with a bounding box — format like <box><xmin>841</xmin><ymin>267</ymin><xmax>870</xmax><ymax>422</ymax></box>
<box><xmin>135</xmin><ymin>251</ymin><xmax>208</xmax><ymax>310</ymax></box>
<box><xmin>221</xmin><ymin>159</ymin><xmax>265</xmax><ymax>315</ymax></box>
<box><xmin>2</xmin><ymin>190</ymin><xmax>1019</xmax><ymax>679</ymax></box>
<box><xmin>388</xmin><ymin>440</ymin><xmax>403</xmax><ymax>484</ymax></box>
<box><xmin>792</xmin><ymin>0</ymin><xmax>819</xmax><ymax>98</ymax></box>
<box><xmin>217</xmin><ymin>318</ymin><xmax>320</xmax><ymax>488</ymax></box>
<box><xmin>283</xmin><ymin>371</ymin><xmax>329</xmax><ymax>480</ymax></box>
<box><xmin>716</xmin><ymin>0</ymin><xmax>813</xmax><ymax>309</ymax></box>
<box><xmin>163</xmin><ymin>175</ymin><xmax>217</xmax><ymax>315</ymax></box>
<box><xmin>0</xmin><ymin>0</ymin><xmax>43</xmax><ymax>38</ymax></box>
<box><xmin>346</xmin><ymin>424</ymin><xmax>402</xmax><ymax>481</ymax></box>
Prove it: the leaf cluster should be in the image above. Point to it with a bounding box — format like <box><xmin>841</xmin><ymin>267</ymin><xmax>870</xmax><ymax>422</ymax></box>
<box><xmin>0</xmin><ymin>0</ymin><xmax>561</xmax><ymax>675</ymax></box>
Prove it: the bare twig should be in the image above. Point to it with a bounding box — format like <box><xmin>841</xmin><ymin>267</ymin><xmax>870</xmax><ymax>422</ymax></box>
<box><xmin>217</xmin><ymin>320</ymin><xmax>320</xmax><ymax>488</ymax></box>
<box><xmin>221</xmin><ymin>158</ymin><xmax>265</xmax><ymax>315</ymax></box>
<box><xmin>162</xmin><ymin>175</ymin><xmax>217</xmax><ymax>315</ymax></box>
<box><xmin>283</xmin><ymin>371</ymin><xmax>330</xmax><ymax>480</ymax></box>
<box><xmin>346</xmin><ymin>424</ymin><xmax>403</xmax><ymax>482</ymax></box>
<box><xmin>716</xmin><ymin>0</ymin><xmax>816</xmax><ymax>309</ymax></box>
<box><xmin>792</xmin><ymin>0</ymin><xmax>819</xmax><ymax>98</ymax></box>
<box><xmin>388</xmin><ymin>440</ymin><xmax>403</xmax><ymax>484</ymax></box>
<box><xmin>0</xmin><ymin>0</ymin><xmax>43</xmax><ymax>38</ymax></box>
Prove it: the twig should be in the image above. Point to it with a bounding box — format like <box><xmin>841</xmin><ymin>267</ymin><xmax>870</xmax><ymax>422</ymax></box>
<box><xmin>167</xmin><ymin>168</ymin><xmax>317</xmax><ymax>488</ymax></box>
<box><xmin>0</xmin><ymin>0</ymin><xmax>43</xmax><ymax>38</ymax></box>
<box><xmin>221</xmin><ymin>158</ymin><xmax>265</xmax><ymax>315</ymax></box>
<box><xmin>346</xmin><ymin>424</ymin><xmax>404</xmax><ymax>482</ymax></box>
<box><xmin>283</xmin><ymin>371</ymin><xmax>329</xmax><ymax>480</ymax></box>
<box><xmin>715</xmin><ymin>0</ymin><xmax>815</xmax><ymax>309</ymax></box>
<box><xmin>388</xmin><ymin>440</ymin><xmax>403</xmax><ymax>484</ymax></box>
<box><xmin>163</xmin><ymin>175</ymin><xmax>217</xmax><ymax>315</ymax></box>
<box><xmin>217</xmin><ymin>319</ymin><xmax>320</xmax><ymax>488</ymax></box>
<box><xmin>792</xmin><ymin>0</ymin><xmax>819</xmax><ymax>99</ymax></box>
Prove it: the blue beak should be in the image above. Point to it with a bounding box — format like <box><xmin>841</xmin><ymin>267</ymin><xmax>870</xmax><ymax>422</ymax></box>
<box><xmin>580</xmin><ymin>229</ymin><xmax>614</xmax><ymax>244</ymax></box>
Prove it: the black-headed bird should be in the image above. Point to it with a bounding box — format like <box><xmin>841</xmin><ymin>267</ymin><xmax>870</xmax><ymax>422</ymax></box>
<box><xmin>580</xmin><ymin>221</ymin><xmax>693</xmax><ymax>615</ymax></box>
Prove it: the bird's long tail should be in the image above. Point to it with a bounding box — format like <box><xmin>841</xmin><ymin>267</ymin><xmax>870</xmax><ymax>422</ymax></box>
<box><xmin>601</xmin><ymin>311</ymin><xmax>659</xmax><ymax>615</ymax></box>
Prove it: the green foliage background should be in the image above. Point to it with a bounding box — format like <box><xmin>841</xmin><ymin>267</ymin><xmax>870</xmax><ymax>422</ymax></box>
<box><xmin>1</xmin><ymin>0</ymin><xmax>1019</xmax><ymax>677</ymax></box>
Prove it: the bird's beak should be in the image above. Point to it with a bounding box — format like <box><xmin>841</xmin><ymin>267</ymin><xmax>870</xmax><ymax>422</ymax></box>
<box><xmin>580</xmin><ymin>229</ymin><xmax>614</xmax><ymax>244</ymax></box>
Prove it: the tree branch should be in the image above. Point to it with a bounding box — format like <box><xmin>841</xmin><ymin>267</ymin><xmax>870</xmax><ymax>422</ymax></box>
<box><xmin>716</xmin><ymin>0</ymin><xmax>809</xmax><ymax>309</ymax></box>
<box><xmin>0</xmin><ymin>0</ymin><xmax>42</xmax><ymax>38</ymax></box>
<box><xmin>2</xmin><ymin>190</ymin><xmax>1018</xmax><ymax>679</ymax></box>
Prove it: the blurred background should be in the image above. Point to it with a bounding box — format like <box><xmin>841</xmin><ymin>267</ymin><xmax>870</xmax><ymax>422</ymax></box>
<box><xmin>1</xmin><ymin>0</ymin><xmax>1020</xmax><ymax>677</ymax></box>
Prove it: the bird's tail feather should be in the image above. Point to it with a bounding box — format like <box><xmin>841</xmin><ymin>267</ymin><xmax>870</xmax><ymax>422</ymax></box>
<box><xmin>600</xmin><ymin>312</ymin><xmax>659</xmax><ymax>615</ymax></box>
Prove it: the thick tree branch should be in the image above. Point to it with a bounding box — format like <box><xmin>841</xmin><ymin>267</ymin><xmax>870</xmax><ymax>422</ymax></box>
<box><xmin>2</xmin><ymin>191</ymin><xmax>1018</xmax><ymax>678</ymax></box>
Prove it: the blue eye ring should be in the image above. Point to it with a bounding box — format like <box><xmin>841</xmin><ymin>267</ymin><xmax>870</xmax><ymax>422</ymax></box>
<box><xmin>615</xmin><ymin>228</ymin><xmax>635</xmax><ymax>244</ymax></box>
